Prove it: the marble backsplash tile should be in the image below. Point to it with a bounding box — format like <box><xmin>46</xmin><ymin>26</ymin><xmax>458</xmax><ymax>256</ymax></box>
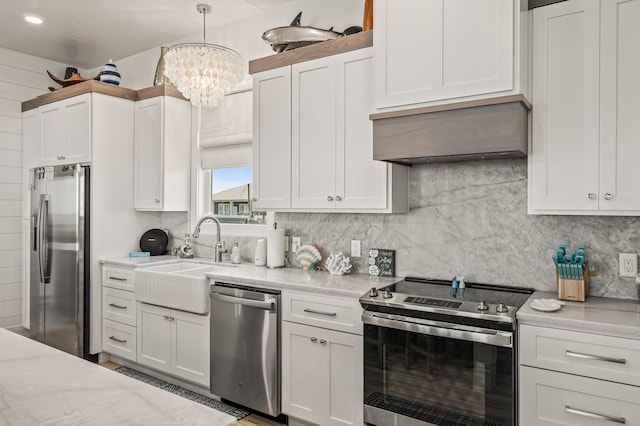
<box><xmin>155</xmin><ymin>159</ymin><xmax>640</xmax><ymax>300</ymax></box>
<box><xmin>275</xmin><ymin>159</ymin><xmax>640</xmax><ymax>300</ymax></box>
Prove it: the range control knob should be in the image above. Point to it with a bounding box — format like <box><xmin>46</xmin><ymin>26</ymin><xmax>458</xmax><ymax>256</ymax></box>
<box><xmin>369</xmin><ymin>287</ymin><xmax>379</xmax><ymax>298</ymax></box>
<box><xmin>383</xmin><ymin>289</ymin><xmax>393</xmax><ymax>299</ymax></box>
<box><xmin>496</xmin><ymin>303</ymin><xmax>508</xmax><ymax>314</ymax></box>
<box><xmin>477</xmin><ymin>301</ymin><xmax>489</xmax><ymax>311</ymax></box>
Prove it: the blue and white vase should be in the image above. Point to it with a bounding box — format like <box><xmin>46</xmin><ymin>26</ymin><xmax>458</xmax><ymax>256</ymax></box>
<box><xmin>99</xmin><ymin>59</ymin><xmax>121</xmax><ymax>85</ymax></box>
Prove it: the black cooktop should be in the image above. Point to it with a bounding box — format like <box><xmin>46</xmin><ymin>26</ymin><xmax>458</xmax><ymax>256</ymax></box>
<box><xmin>360</xmin><ymin>277</ymin><xmax>535</xmax><ymax>326</ymax></box>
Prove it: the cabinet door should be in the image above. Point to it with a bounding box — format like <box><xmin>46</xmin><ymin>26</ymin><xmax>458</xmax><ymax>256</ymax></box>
<box><xmin>292</xmin><ymin>57</ymin><xmax>337</xmax><ymax>209</ymax></box>
<box><xmin>599</xmin><ymin>0</ymin><xmax>640</xmax><ymax>211</ymax></box>
<box><xmin>40</xmin><ymin>102</ymin><xmax>64</xmax><ymax>165</ymax></box>
<box><xmin>374</xmin><ymin>0</ymin><xmax>514</xmax><ymax>109</ymax></box>
<box><xmin>282</xmin><ymin>321</ymin><xmax>363</xmax><ymax>426</ymax></box>
<box><xmin>171</xmin><ymin>310</ymin><xmax>210</xmax><ymax>386</ymax></box>
<box><xmin>40</xmin><ymin>94</ymin><xmax>91</xmax><ymax>166</ymax></box>
<box><xmin>253</xmin><ymin>67</ymin><xmax>292</xmax><ymax>209</ymax></box>
<box><xmin>23</xmin><ymin>109</ymin><xmax>41</xmax><ymax>219</ymax></box>
<box><xmin>324</xmin><ymin>327</ymin><xmax>363</xmax><ymax>426</ymax></box>
<box><xmin>136</xmin><ymin>303</ymin><xmax>171</xmax><ymax>373</ymax></box>
<box><xmin>63</xmin><ymin>94</ymin><xmax>91</xmax><ymax>163</ymax></box>
<box><xmin>336</xmin><ymin>48</ymin><xmax>388</xmax><ymax>210</ymax></box>
<box><xmin>134</xmin><ymin>97</ymin><xmax>164</xmax><ymax>210</ymax></box>
<box><xmin>529</xmin><ymin>0</ymin><xmax>600</xmax><ymax>212</ymax></box>
<box><xmin>282</xmin><ymin>321</ymin><xmax>327</xmax><ymax>423</ymax></box>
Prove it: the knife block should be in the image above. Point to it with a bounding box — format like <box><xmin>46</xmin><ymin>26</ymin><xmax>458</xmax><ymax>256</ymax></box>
<box><xmin>557</xmin><ymin>266</ymin><xmax>589</xmax><ymax>302</ymax></box>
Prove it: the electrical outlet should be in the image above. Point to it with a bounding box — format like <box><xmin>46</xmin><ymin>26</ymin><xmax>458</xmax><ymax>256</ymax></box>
<box><xmin>291</xmin><ymin>236</ymin><xmax>301</xmax><ymax>253</ymax></box>
<box><xmin>351</xmin><ymin>240</ymin><xmax>362</xmax><ymax>258</ymax></box>
<box><xmin>619</xmin><ymin>253</ymin><xmax>638</xmax><ymax>277</ymax></box>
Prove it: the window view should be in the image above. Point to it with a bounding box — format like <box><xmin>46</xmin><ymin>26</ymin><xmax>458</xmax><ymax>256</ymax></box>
<box><xmin>211</xmin><ymin>166</ymin><xmax>265</xmax><ymax>224</ymax></box>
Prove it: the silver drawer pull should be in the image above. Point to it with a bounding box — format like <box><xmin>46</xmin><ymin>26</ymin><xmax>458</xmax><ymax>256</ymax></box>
<box><xmin>304</xmin><ymin>308</ymin><xmax>337</xmax><ymax>317</ymax></box>
<box><xmin>109</xmin><ymin>336</ymin><xmax>127</xmax><ymax>344</ymax></box>
<box><xmin>108</xmin><ymin>303</ymin><xmax>127</xmax><ymax>310</ymax></box>
<box><xmin>566</xmin><ymin>350</ymin><xmax>627</xmax><ymax>365</ymax></box>
<box><xmin>566</xmin><ymin>406</ymin><xmax>626</xmax><ymax>424</ymax></box>
<box><xmin>109</xmin><ymin>276</ymin><xmax>127</xmax><ymax>282</ymax></box>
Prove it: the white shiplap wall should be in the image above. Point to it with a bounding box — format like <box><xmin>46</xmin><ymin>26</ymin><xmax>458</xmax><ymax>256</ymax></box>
<box><xmin>0</xmin><ymin>47</ymin><xmax>77</xmax><ymax>328</ymax></box>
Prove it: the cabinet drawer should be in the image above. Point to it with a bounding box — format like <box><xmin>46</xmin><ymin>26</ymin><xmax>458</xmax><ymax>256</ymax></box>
<box><xmin>102</xmin><ymin>266</ymin><xmax>135</xmax><ymax>291</ymax></box>
<box><xmin>520</xmin><ymin>366</ymin><xmax>640</xmax><ymax>425</ymax></box>
<box><xmin>282</xmin><ymin>292</ymin><xmax>362</xmax><ymax>335</ymax></box>
<box><xmin>103</xmin><ymin>287</ymin><xmax>136</xmax><ymax>326</ymax></box>
<box><xmin>102</xmin><ymin>319</ymin><xmax>136</xmax><ymax>362</ymax></box>
<box><xmin>520</xmin><ymin>324</ymin><xmax>640</xmax><ymax>386</ymax></box>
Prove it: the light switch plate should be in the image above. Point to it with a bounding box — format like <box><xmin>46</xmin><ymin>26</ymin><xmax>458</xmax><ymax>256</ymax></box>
<box><xmin>291</xmin><ymin>236</ymin><xmax>301</xmax><ymax>253</ymax></box>
<box><xmin>351</xmin><ymin>240</ymin><xmax>361</xmax><ymax>258</ymax></box>
<box><xmin>619</xmin><ymin>253</ymin><xmax>638</xmax><ymax>277</ymax></box>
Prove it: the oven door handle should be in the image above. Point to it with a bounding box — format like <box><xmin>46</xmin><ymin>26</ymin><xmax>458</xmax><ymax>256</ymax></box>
<box><xmin>362</xmin><ymin>311</ymin><xmax>513</xmax><ymax>348</ymax></box>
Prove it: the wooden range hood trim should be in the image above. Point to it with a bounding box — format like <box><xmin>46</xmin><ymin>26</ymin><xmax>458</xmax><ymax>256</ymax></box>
<box><xmin>372</xmin><ymin>94</ymin><xmax>531</xmax><ymax>164</ymax></box>
<box><xmin>22</xmin><ymin>81</ymin><xmax>187</xmax><ymax>112</ymax></box>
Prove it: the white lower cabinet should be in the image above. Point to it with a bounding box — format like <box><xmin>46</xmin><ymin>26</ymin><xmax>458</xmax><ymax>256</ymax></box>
<box><xmin>519</xmin><ymin>324</ymin><xmax>640</xmax><ymax>425</ymax></box>
<box><xmin>281</xmin><ymin>291</ymin><xmax>363</xmax><ymax>426</ymax></box>
<box><xmin>520</xmin><ymin>366</ymin><xmax>640</xmax><ymax>425</ymax></box>
<box><xmin>102</xmin><ymin>266</ymin><xmax>137</xmax><ymax>362</ymax></box>
<box><xmin>136</xmin><ymin>303</ymin><xmax>210</xmax><ymax>387</ymax></box>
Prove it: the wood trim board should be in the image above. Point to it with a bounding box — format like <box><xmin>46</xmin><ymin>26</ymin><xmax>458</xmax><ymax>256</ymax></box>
<box><xmin>249</xmin><ymin>30</ymin><xmax>373</xmax><ymax>74</ymax></box>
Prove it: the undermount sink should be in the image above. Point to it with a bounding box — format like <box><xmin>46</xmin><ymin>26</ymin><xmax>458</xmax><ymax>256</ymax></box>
<box><xmin>134</xmin><ymin>261</ymin><xmax>240</xmax><ymax>314</ymax></box>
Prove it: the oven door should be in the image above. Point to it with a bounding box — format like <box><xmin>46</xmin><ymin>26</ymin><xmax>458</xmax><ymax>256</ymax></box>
<box><xmin>362</xmin><ymin>312</ymin><xmax>515</xmax><ymax>426</ymax></box>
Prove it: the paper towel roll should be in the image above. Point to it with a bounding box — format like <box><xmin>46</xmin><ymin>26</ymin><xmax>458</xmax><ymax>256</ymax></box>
<box><xmin>267</xmin><ymin>228</ymin><xmax>285</xmax><ymax>268</ymax></box>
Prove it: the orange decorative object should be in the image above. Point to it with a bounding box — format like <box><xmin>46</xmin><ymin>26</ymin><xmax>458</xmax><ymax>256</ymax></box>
<box><xmin>363</xmin><ymin>0</ymin><xmax>373</xmax><ymax>31</ymax></box>
<box><xmin>46</xmin><ymin>70</ymin><xmax>100</xmax><ymax>88</ymax></box>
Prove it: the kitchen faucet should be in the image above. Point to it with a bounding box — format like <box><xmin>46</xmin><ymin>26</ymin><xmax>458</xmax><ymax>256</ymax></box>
<box><xmin>192</xmin><ymin>214</ymin><xmax>227</xmax><ymax>262</ymax></box>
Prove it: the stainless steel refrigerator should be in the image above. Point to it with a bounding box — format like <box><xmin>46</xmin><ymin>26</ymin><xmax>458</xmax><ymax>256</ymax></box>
<box><xmin>29</xmin><ymin>164</ymin><xmax>90</xmax><ymax>358</ymax></box>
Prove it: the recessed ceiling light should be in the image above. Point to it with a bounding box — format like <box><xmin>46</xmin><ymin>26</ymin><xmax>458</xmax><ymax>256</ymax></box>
<box><xmin>24</xmin><ymin>14</ymin><xmax>44</xmax><ymax>25</ymax></box>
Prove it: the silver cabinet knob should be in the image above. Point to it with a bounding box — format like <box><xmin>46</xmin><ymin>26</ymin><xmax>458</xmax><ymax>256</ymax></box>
<box><xmin>251</xmin><ymin>197</ymin><xmax>257</xmax><ymax>202</ymax></box>
<box><xmin>335</xmin><ymin>196</ymin><xmax>342</xmax><ymax>201</ymax></box>
<box><xmin>327</xmin><ymin>196</ymin><xmax>334</xmax><ymax>202</ymax></box>
<box><xmin>320</xmin><ymin>339</ymin><xmax>326</xmax><ymax>345</ymax></box>
<box><xmin>586</xmin><ymin>193</ymin><xmax>596</xmax><ymax>200</ymax></box>
<box><xmin>310</xmin><ymin>337</ymin><xmax>317</xmax><ymax>343</ymax></box>
<box><xmin>603</xmin><ymin>193</ymin><xmax>614</xmax><ymax>200</ymax></box>
<box><xmin>154</xmin><ymin>198</ymin><xmax>160</xmax><ymax>203</ymax></box>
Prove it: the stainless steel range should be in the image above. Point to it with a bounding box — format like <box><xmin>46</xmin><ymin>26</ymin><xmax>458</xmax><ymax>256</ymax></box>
<box><xmin>360</xmin><ymin>277</ymin><xmax>534</xmax><ymax>426</ymax></box>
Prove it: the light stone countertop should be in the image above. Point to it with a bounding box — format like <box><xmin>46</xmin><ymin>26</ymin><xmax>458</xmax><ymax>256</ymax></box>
<box><xmin>101</xmin><ymin>256</ymin><xmax>402</xmax><ymax>299</ymax></box>
<box><xmin>518</xmin><ymin>290</ymin><xmax>640</xmax><ymax>339</ymax></box>
<box><xmin>0</xmin><ymin>328</ymin><xmax>237</xmax><ymax>426</ymax></box>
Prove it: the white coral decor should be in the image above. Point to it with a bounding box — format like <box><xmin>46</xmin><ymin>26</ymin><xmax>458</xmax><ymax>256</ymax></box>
<box><xmin>325</xmin><ymin>251</ymin><xmax>352</xmax><ymax>276</ymax></box>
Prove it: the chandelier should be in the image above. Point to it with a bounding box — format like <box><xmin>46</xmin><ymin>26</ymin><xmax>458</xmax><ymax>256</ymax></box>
<box><xmin>163</xmin><ymin>4</ymin><xmax>244</xmax><ymax>108</ymax></box>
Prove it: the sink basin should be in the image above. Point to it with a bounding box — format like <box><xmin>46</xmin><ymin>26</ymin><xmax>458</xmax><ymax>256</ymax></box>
<box><xmin>135</xmin><ymin>261</ymin><xmax>238</xmax><ymax>314</ymax></box>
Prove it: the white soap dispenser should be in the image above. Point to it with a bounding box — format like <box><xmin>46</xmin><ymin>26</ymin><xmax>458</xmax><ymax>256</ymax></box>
<box><xmin>232</xmin><ymin>241</ymin><xmax>241</xmax><ymax>264</ymax></box>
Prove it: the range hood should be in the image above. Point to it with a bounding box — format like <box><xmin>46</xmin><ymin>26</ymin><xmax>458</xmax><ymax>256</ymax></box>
<box><xmin>371</xmin><ymin>95</ymin><xmax>531</xmax><ymax>165</ymax></box>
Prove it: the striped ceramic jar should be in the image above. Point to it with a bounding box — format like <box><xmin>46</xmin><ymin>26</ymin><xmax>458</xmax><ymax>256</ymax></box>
<box><xmin>99</xmin><ymin>60</ymin><xmax>121</xmax><ymax>85</ymax></box>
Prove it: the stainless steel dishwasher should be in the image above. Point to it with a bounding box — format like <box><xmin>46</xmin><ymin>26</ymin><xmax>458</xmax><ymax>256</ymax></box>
<box><xmin>210</xmin><ymin>282</ymin><xmax>281</xmax><ymax>417</ymax></box>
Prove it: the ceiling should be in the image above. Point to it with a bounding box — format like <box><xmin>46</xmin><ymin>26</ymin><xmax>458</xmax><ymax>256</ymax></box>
<box><xmin>0</xmin><ymin>0</ymin><xmax>296</xmax><ymax>69</ymax></box>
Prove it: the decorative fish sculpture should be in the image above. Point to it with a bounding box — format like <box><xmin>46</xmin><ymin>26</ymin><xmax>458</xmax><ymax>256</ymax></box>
<box><xmin>262</xmin><ymin>12</ymin><xmax>361</xmax><ymax>53</ymax></box>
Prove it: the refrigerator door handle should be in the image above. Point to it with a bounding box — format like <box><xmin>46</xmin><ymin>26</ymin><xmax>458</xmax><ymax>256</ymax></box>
<box><xmin>38</xmin><ymin>194</ymin><xmax>50</xmax><ymax>284</ymax></box>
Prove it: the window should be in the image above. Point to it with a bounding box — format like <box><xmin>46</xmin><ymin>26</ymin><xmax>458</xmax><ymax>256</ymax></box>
<box><xmin>210</xmin><ymin>166</ymin><xmax>265</xmax><ymax>224</ymax></box>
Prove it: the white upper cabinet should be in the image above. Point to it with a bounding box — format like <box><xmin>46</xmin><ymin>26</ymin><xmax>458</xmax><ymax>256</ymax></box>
<box><xmin>39</xmin><ymin>93</ymin><xmax>92</xmax><ymax>165</ymax></box>
<box><xmin>252</xmin><ymin>67</ymin><xmax>292</xmax><ymax>210</ymax></box>
<box><xmin>529</xmin><ymin>0</ymin><xmax>640</xmax><ymax>214</ymax></box>
<box><xmin>252</xmin><ymin>47</ymin><xmax>408</xmax><ymax>213</ymax></box>
<box><xmin>293</xmin><ymin>49</ymin><xmax>401</xmax><ymax>211</ymax></box>
<box><xmin>374</xmin><ymin>0</ymin><xmax>525</xmax><ymax>110</ymax></box>
<box><xmin>134</xmin><ymin>96</ymin><xmax>191</xmax><ymax>211</ymax></box>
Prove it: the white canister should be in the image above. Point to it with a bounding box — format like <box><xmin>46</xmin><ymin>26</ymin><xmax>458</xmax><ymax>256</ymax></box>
<box><xmin>254</xmin><ymin>239</ymin><xmax>267</xmax><ymax>266</ymax></box>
